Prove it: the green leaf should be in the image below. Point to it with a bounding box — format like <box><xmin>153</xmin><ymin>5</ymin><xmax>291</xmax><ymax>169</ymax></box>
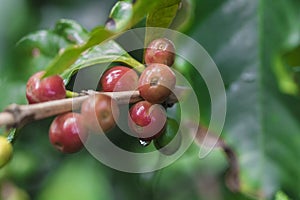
<box><xmin>180</xmin><ymin>0</ymin><xmax>300</xmax><ymax>199</ymax></box>
<box><xmin>15</xmin><ymin>19</ymin><xmax>89</xmax><ymax>80</ymax></box>
<box><xmin>105</xmin><ymin>0</ymin><xmax>165</xmax><ymax>32</ymax></box>
<box><xmin>145</xmin><ymin>0</ymin><xmax>181</xmax><ymax>44</ymax></box>
<box><xmin>42</xmin><ymin>27</ymin><xmax>115</xmax><ymax>77</ymax></box>
<box><xmin>42</xmin><ymin>45</ymin><xmax>84</xmax><ymax>78</ymax></box>
<box><xmin>44</xmin><ymin>0</ymin><xmax>166</xmax><ymax>78</ymax></box>
<box><xmin>105</xmin><ymin>1</ymin><xmax>133</xmax><ymax>31</ymax></box>
<box><xmin>61</xmin><ymin>40</ymin><xmax>144</xmax><ymax>84</ymax></box>
<box><xmin>53</xmin><ymin>19</ymin><xmax>89</xmax><ymax>44</ymax></box>
<box><xmin>131</xmin><ymin>0</ymin><xmax>162</xmax><ymax>26</ymax></box>
<box><xmin>170</xmin><ymin>0</ymin><xmax>195</xmax><ymax>31</ymax></box>
<box><xmin>146</xmin><ymin>0</ymin><xmax>180</xmax><ymax>28</ymax></box>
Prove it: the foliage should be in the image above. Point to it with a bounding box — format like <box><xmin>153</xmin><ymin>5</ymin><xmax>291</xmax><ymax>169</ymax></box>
<box><xmin>0</xmin><ymin>0</ymin><xmax>300</xmax><ymax>200</ymax></box>
<box><xmin>186</xmin><ymin>0</ymin><xmax>300</xmax><ymax>198</ymax></box>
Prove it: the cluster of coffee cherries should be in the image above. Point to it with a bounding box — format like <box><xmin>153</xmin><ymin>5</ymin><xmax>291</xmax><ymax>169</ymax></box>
<box><xmin>25</xmin><ymin>38</ymin><xmax>181</xmax><ymax>155</ymax></box>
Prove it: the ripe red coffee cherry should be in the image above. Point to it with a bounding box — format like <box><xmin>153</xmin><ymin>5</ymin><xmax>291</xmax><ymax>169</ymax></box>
<box><xmin>145</xmin><ymin>38</ymin><xmax>175</xmax><ymax>66</ymax></box>
<box><xmin>26</xmin><ymin>71</ymin><xmax>66</xmax><ymax>104</ymax></box>
<box><xmin>49</xmin><ymin>112</ymin><xmax>88</xmax><ymax>153</ymax></box>
<box><xmin>81</xmin><ymin>94</ymin><xmax>119</xmax><ymax>133</ymax></box>
<box><xmin>99</xmin><ymin>66</ymin><xmax>139</xmax><ymax>92</ymax></box>
<box><xmin>128</xmin><ymin>101</ymin><xmax>167</xmax><ymax>140</ymax></box>
<box><xmin>138</xmin><ymin>63</ymin><xmax>176</xmax><ymax>104</ymax></box>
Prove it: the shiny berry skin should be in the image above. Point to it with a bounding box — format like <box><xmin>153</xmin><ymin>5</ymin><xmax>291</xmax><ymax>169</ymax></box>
<box><xmin>0</xmin><ymin>136</ymin><xmax>13</xmax><ymax>168</ymax></box>
<box><xmin>49</xmin><ymin>112</ymin><xmax>88</xmax><ymax>153</ymax></box>
<box><xmin>138</xmin><ymin>63</ymin><xmax>176</xmax><ymax>104</ymax></box>
<box><xmin>99</xmin><ymin>66</ymin><xmax>139</xmax><ymax>92</ymax></box>
<box><xmin>81</xmin><ymin>94</ymin><xmax>119</xmax><ymax>133</ymax></box>
<box><xmin>26</xmin><ymin>71</ymin><xmax>66</xmax><ymax>104</ymax></box>
<box><xmin>154</xmin><ymin>118</ymin><xmax>181</xmax><ymax>155</ymax></box>
<box><xmin>128</xmin><ymin>101</ymin><xmax>166</xmax><ymax>140</ymax></box>
<box><xmin>145</xmin><ymin>38</ymin><xmax>175</xmax><ymax>66</ymax></box>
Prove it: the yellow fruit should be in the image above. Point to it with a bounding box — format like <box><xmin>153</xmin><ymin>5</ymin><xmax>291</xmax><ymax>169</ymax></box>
<box><xmin>0</xmin><ymin>136</ymin><xmax>13</xmax><ymax>168</ymax></box>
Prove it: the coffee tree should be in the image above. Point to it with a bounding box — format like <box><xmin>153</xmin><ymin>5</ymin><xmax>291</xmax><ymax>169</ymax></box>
<box><xmin>0</xmin><ymin>0</ymin><xmax>299</xmax><ymax>200</ymax></box>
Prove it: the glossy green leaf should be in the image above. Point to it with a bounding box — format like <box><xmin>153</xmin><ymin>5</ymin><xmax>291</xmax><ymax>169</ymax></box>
<box><xmin>53</xmin><ymin>19</ymin><xmax>89</xmax><ymax>44</ymax></box>
<box><xmin>146</xmin><ymin>0</ymin><xmax>180</xmax><ymax>28</ymax></box>
<box><xmin>44</xmin><ymin>0</ymin><xmax>165</xmax><ymax>78</ymax></box>
<box><xmin>145</xmin><ymin>0</ymin><xmax>180</xmax><ymax>44</ymax></box>
<box><xmin>180</xmin><ymin>0</ymin><xmax>300</xmax><ymax>199</ymax></box>
<box><xmin>15</xmin><ymin>19</ymin><xmax>89</xmax><ymax>80</ymax></box>
<box><xmin>42</xmin><ymin>27</ymin><xmax>115</xmax><ymax>77</ymax></box>
<box><xmin>131</xmin><ymin>0</ymin><xmax>161</xmax><ymax>26</ymax></box>
<box><xmin>105</xmin><ymin>1</ymin><xmax>133</xmax><ymax>31</ymax></box>
<box><xmin>170</xmin><ymin>0</ymin><xmax>195</xmax><ymax>31</ymax></box>
<box><xmin>61</xmin><ymin>40</ymin><xmax>144</xmax><ymax>84</ymax></box>
<box><xmin>105</xmin><ymin>0</ymin><xmax>167</xmax><ymax>32</ymax></box>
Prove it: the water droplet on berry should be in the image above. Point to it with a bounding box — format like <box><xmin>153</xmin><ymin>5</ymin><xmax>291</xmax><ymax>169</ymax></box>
<box><xmin>139</xmin><ymin>139</ymin><xmax>151</xmax><ymax>147</ymax></box>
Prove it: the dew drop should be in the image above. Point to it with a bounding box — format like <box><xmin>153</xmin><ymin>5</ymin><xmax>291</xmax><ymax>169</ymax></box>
<box><xmin>139</xmin><ymin>139</ymin><xmax>151</xmax><ymax>147</ymax></box>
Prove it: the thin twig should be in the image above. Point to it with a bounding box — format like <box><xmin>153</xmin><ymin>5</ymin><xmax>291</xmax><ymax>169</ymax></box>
<box><xmin>185</xmin><ymin>122</ymin><xmax>240</xmax><ymax>192</ymax></box>
<box><xmin>0</xmin><ymin>86</ymin><xmax>188</xmax><ymax>129</ymax></box>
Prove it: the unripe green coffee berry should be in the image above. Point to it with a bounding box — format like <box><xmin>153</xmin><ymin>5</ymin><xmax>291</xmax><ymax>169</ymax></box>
<box><xmin>154</xmin><ymin>118</ymin><xmax>181</xmax><ymax>155</ymax></box>
<box><xmin>0</xmin><ymin>136</ymin><xmax>13</xmax><ymax>168</ymax></box>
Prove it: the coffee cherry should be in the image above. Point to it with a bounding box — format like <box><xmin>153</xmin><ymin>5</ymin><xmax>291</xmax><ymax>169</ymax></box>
<box><xmin>145</xmin><ymin>38</ymin><xmax>175</xmax><ymax>66</ymax></box>
<box><xmin>138</xmin><ymin>63</ymin><xmax>176</xmax><ymax>104</ymax></box>
<box><xmin>154</xmin><ymin>118</ymin><xmax>181</xmax><ymax>155</ymax></box>
<box><xmin>81</xmin><ymin>94</ymin><xmax>119</xmax><ymax>133</ymax></box>
<box><xmin>0</xmin><ymin>136</ymin><xmax>13</xmax><ymax>168</ymax></box>
<box><xmin>99</xmin><ymin>66</ymin><xmax>139</xmax><ymax>92</ymax></box>
<box><xmin>26</xmin><ymin>71</ymin><xmax>66</xmax><ymax>104</ymax></box>
<box><xmin>128</xmin><ymin>101</ymin><xmax>166</xmax><ymax>140</ymax></box>
<box><xmin>49</xmin><ymin>112</ymin><xmax>88</xmax><ymax>153</ymax></box>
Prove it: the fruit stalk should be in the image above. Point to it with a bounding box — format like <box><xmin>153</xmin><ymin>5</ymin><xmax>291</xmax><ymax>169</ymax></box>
<box><xmin>0</xmin><ymin>87</ymin><xmax>188</xmax><ymax>129</ymax></box>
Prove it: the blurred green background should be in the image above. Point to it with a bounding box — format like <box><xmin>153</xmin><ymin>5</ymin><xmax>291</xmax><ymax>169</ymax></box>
<box><xmin>1</xmin><ymin>0</ymin><xmax>300</xmax><ymax>199</ymax></box>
